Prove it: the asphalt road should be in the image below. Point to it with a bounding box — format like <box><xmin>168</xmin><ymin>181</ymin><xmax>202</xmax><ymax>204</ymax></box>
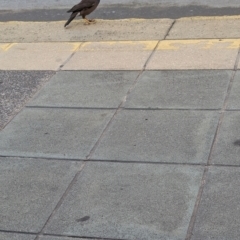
<box><xmin>1</xmin><ymin>5</ymin><xmax>240</xmax><ymax>22</ymax></box>
<box><xmin>0</xmin><ymin>0</ymin><xmax>240</xmax><ymax>21</ymax></box>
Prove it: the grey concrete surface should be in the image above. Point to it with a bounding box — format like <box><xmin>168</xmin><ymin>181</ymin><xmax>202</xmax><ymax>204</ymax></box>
<box><xmin>92</xmin><ymin>110</ymin><xmax>218</xmax><ymax>163</ymax></box>
<box><xmin>44</xmin><ymin>162</ymin><xmax>204</xmax><ymax>240</ymax></box>
<box><xmin>124</xmin><ymin>70</ymin><xmax>231</xmax><ymax>109</ymax></box>
<box><xmin>0</xmin><ymin>233</ymin><xmax>35</xmax><ymax>240</ymax></box>
<box><xmin>227</xmin><ymin>71</ymin><xmax>240</xmax><ymax>110</ymax></box>
<box><xmin>28</xmin><ymin>71</ymin><xmax>139</xmax><ymax>108</ymax></box>
<box><xmin>0</xmin><ymin>71</ymin><xmax>54</xmax><ymax>130</ymax></box>
<box><xmin>0</xmin><ymin>157</ymin><xmax>82</xmax><ymax>232</ymax></box>
<box><xmin>211</xmin><ymin>112</ymin><xmax>240</xmax><ymax>165</ymax></box>
<box><xmin>0</xmin><ymin>108</ymin><xmax>114</xmax><ymax>159</ymax></box>
<box><xmin>192</xmin><ymin>167</ymin><xmax>240</xmax><ymax>240</ymax></box>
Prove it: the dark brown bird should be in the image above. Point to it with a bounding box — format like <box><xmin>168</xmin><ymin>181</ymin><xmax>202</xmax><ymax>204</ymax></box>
<box><xmin>64</xmin><ymin>0</ymin><xmax>100</xmax><ymax>27</ymax></box>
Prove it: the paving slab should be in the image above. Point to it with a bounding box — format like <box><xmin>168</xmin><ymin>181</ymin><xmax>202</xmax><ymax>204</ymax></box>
<box><xmin>63</xmin><ymin>41</ymin><xmax>157</xmax><ymax>70</ymax></box>
<box><xmin>44</xmin><ymin>162</ymin><xmax>203</xmax><ymax>240</ymax></box>
<box><xmin>167</xmin><ymin>16</ymin><xmax>240</xmax><ymax>39</ymax></box>
<box><xmin>124</xmin><ymin>70</ymin><xmax>231</xmax><ymax>109</ymax></box>
<box><xmin>40</xmin><ymin>237</ymin><xmax>96</xmax><ymax>240</ymax></box>
<box><xmin>227</xmin><ymin>71</ymin><xmax>240</xmax><ymax>109</ymax></box>
<box><xmin>211</xmin><ymin>112</ymin><xmax>240</xmax><ymax>165</ymax></box>
<box><xmin>192</xmin><ymin>167</ymin><xmax>240</xmax><ymax>240</ymax></box>
<box><xmin>0</xmin><ymin>157</ymin><xmax>81</xmax><ymax>232</ymax></box>
<box><xmin>0</xmin><ymin>19</ymin><xmax>173</xmax><ymax>42</ymax></box>
<box><xmin>0</xmin><ymin>42</ymin><xmax>81</xmax><ymax>70</ymax></box>
<box><xmin>0</xmin><ymin>108</ymin><xmax>114</xmax><ymax>159</ymax></box>
<box><xmin>92</xmin><ymin>110</ymin><xmax>218</xmax><ymax>163</ymax></box>
<box><xmin>28</xmin><ymin>71</ymin><xmax>139</xmax><ymax>108</ymax></box>
<box><xmin>146</xmin><ymin>39</ymin><xmax>239</xmax><ymax>70</ymax></box>
<box><xmin>0</xmin><ymin>71</ymin><xmax>54</xmax><ymax>130</ymax></box>
<box><xmin>0</xmin><ymin>233</ymin><xmax>35</xmax><ymax>240</ymax></box>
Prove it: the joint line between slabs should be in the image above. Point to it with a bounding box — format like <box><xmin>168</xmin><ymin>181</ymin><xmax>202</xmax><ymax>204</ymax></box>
<box><xmin>34</xmin><ymin>162</ymin><xmax>86</xmax><ymax>240</ymax></box>
<box><xmin>185</xmin><ymin>45</ymin><xmax>240</xmax><ymax>240</ymax></box>
<box><xmin>26</xmin><ymin>105</ymin><xmax>117</xmax><ymax>110</ymax></box>
<box><xmin>143</xmin><ymin>19</ymin><xmax>176</xmax><ymax>69</ymax></box>
<box><xmin>85</xmin><ymin>69</ymin><xmax>144</xmax><ymax>160</ymax></box>
<box><xmin>57</xmin><ymin>42</ymin><xmax>83</xmax><ymax>71</ymax></box>
<box><xmin>0</xmin><ymin>229</ymin><xmax>37</xmax><ymax>236</ymax></box>
<box><xmin>42</xmin><ymin>232</ymin><xmax>129</xmax><ymax>240</ymax></box>
<box><xmin>0</xmin><ymin>154</ymin><xmax>85</xmax><ymax>161</ymax></box>
<box><xmin>185</xmin><ymin>166</ymin><xmax>208</xmax><ymax>240</ymax></box>
<box><xmin>164</xmin><ymin>19</ymin><xmax>176</xmax><ymax>40</ymax></box>
<box><xmin>2</xmin><ymin>154</ymin><xmax>240</xmax><ymax>167</ymax></box>
<box><xmin>208</xmin><ymin>46</ymin><xmax>240</xmax><ymax>165</ymax></box>
<box><xmin>143</xmin><ymin>40</ymin><xmax>160</xmax><ymax>70</ymax></box>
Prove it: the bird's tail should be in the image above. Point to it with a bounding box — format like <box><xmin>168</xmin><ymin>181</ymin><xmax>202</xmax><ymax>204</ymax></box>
<box><xmin>64</xmin><ymin>12</ymin><xmax>78</xmax><ymax>27</ymax></box>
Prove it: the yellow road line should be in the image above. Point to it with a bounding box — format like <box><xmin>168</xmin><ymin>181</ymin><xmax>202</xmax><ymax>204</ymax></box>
<box><xmin>0</xmin><ymin>43</ymin><xmax>16</xmax><ymax>51</ymax></box>
<box><xmin>158</xmin><ymin>39</ymin><xmax>240</xmax><ymax>50</ymax></box>
<box><xmin>1</xmin><ymin>39</ymin><xmax>240</xmax><ymax>53</ymax></box>
<box><xmin>80</xmin><ymin>41</ymin><xmax>158</xmax><ymax>51</ymax></box>
<box><xmin>69</xmin><ymin>42</ymin><xmax>82</xmax><ymax>51</ymax></box>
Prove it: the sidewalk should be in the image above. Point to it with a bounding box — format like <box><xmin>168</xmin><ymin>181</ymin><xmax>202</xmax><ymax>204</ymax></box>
<box><xmin>1</xmin><ymin>16</ymin><xmax>240</xmax><ymax>240</ymax></box>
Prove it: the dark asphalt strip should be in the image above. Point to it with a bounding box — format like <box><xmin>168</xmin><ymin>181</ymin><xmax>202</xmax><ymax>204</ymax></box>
<box><xmin>0</xmin><ymin>71</ymin><xmax>55</xmax><ymax>130</ymax></box>
<box><xmin>0</xmin><ymin>5</ymin><xmax>240</xmax><ymax>22</ymax></box>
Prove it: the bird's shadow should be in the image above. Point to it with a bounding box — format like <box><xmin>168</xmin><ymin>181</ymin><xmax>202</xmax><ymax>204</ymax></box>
<box><xmin>233</xmin><ymin>140</ymin><xmax>240</xmax><ymax>146</ymax></box>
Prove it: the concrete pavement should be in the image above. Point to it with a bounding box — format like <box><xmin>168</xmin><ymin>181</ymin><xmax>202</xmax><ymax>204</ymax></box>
<box><xmin>1</xmin><ymin>16</ymin><xmax>240</xmax><ymax>240</ymax></box>
<box><xmin>1</xmin><ymin>17</ymin><xmax>240</xmax><ymax>42</ymax></box>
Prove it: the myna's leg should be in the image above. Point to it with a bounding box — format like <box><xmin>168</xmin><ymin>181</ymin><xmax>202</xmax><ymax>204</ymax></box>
<box><xmin>88</xmin><ymin>17</ymin><xmax>96</xmax><ymax>23</ymax></box>
<box><xmin>83</xmin><ymin>16</ymin><xmax>96</xmax><ymax>24</ymax></box>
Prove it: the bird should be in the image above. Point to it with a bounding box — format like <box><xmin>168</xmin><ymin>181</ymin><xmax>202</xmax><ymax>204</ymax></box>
<box><xmin>64</xmin><ymin>0</ymin><xmax>100</xmax><ymax>27</ymax></box>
